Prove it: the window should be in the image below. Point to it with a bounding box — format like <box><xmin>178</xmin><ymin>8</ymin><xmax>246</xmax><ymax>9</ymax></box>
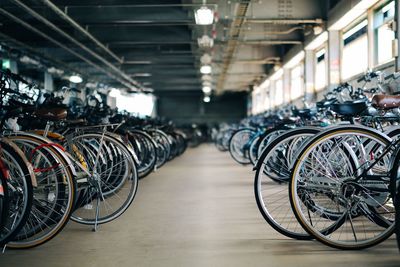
<box><xmin>315</xmin><ymin>48</ymin><xmax>327</xmax><ymax>90</ymax></box>
<box><xmin>274</xmin><ymin>79</ymin><xmax>284</xmax><ymax>107</ymax></box>
<box><xmin>290</xmin><ymin>64</ymin><xmax>304</xmax><ymax>100</ymax></box>
<box><xmin>341</xmin><ymin>19</ymin><xmax>368</xmax><ymax>80</ymax></box>
<box><xmin>375</xmin><ymin>1</ymin><xmax>395</xmax><ymax>65</ymax></box>
<box><xmin>112</xmin><ymin>92</ymin><xmax>155</xmax><ymax>117</ymax></box>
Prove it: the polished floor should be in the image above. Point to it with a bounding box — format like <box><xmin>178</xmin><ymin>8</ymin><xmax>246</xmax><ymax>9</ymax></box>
<box><xmin>0</xmin><ymin>144</ymin><xmax>399</xmax><ymax>267</ymax></box>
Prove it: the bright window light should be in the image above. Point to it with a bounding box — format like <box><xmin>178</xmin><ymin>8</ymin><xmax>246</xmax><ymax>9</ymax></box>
<box><xmin>376</xmin><ymin>1</ymin><xmax>395</xmax><ymax>65</ymax></box>
<box><xmin>270</xmin><ymin>68</ymin><xmax>283</xmax><ymax>80</ymax></box>
<box><xmin>290</xmin><ymin>64</ymin><xmax>304</xmax><ymax>100</ymax></box>
<box><xmin>203</xmin><ymin>96</ymin><xmax>211</xmax><ymax>102</ymax></box>
<box><xmin>315</xmin><ymin>48</ymin><xmax>327</xmax><ymax>90</ymax></box>
<box><xmin>200</xmin><ymin>65</ymin><xmax>212</xmax><ymax>74</ymax></box>
<box><xmin>69</xmin><ymin>74</ymin><xmax>83</xmax><ymax>84</ymax></box>
<box><xmin>202</xmin><ymin>86</ymin><xmax>211</xmax><ymax>93</ymax></box>
<box><xmin>341</xmin><ymin>19</ymin><xmax>368</xmax><ymax>80</ymax></box>
<box><xmin>329</xmin><ymin>0</ymin><xmax>379</xmax><ymax>30</ymax></box>
<box><xmin>283</xmin><ymin>51</ymin><xmax>305</xmax><ymax>69</ymax></box>
<box><xmin>195</xmin><ymin>6</ymin><xmax>214</xmax><ymax>25</ymax></box>
<box><xmin>274</xmin><ymin>79</ymin><xmax>284</xmax><ymax>106</ymax></box>
<box><xmin>305</xmin><ymin>31</ymin><xmax>328</xmax><ymax>50</ymax></box>
<box><xmin>114</xmin><ymin>92</ymin><xmax>155</xmax><ymax>117</ymax></box>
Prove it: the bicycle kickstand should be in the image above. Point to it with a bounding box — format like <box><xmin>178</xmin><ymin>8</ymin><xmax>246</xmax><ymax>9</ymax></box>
<box><xmin>92</xmin><ymin>195</ymin><xmax>100</xmax><ymax>232</ymax></box>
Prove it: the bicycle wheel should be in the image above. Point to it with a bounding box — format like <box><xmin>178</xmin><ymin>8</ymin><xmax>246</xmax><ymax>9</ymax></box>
<box><xmin>249</xmin><ymin>134</ymin><xmax>260</xmax><ymax>165</ymax></box>
<box><xmin>389</xmin><ymin>146</ymin><xmax>400</xmax><ymax>251</ymax></box>
<box><xmin>0</xmin><ymin>158</ymin><xmax>9</xmax><ymax>233</ymax></box>
<box><xmin>290</xmin><ymin>125</ymin><xmax>395</xmax><ymax>250</ymax></box>
<box><xmin>255</xmin><ymin>127</ymin><xmax>320</xmax><ymax>240</ymax></box>
<box><xmin>0</xmin><ymin>138</ymin><xmax>34</xmax><ymax>247</ymax></box>
<box><xmin>128</xmin><ymin>130</ymin><xmax>157</xmax><ymax>178</ymax></box>
<box><xmin>229</xmin><ymin>128</ymin><xmax>256</xmax><ymax>164</ymax></box>
<box><xmin>6</xmin><ymin>134</ymin><xmax>76</xmax><ymax>249</ymax></box>
<box><xmin>68</xmin><ymin>133</ymin><xmax>138</xmax><ymax>225</ymax></box>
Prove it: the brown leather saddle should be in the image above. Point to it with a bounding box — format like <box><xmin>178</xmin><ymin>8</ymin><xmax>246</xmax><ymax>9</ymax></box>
<box><xmin>34</xmin><ymin>107</ymin><xmax>67</xmax><ymax>121</ymax></box>
<box><xmin>371</xmin><ymin>95</ymin><xmax>400</xmax><ymax>110</ymax></box>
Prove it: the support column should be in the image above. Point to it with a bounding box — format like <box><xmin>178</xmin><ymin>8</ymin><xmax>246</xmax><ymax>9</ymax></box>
<box><xmin>44</xmin><ymin>72</ymin><xmax>54</xmax><ymax>91</ymax></box>
<box><xmin>9</xmin><ymin>60</ymin><xmax>18</xmax><ymax>73</ymax></box>
<box><xmin>304</xmin><ymin>50</ymin><xmax>315</xmax><ymax>104</ymax></box>
<box><xmin>283</xmin><ymin>69</ymin><xmax>291</xmax><ymax>104</ymax></box>
<box><xmin>328</xmin><ymin>30</ymin><xmax>341</xmax><ymax>88</ymax></box>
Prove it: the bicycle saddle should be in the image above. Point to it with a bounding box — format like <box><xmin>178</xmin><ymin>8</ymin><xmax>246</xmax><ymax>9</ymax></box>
<box><xmin>331</xmin><ymin>99</ymin><xmax>368</xmax><ymax>116</ymax></box>
<box><xmin>35</xmin><ymin>107</ymin><xmax>67</xmax><ymax>121</ymax></box>
<box><xmin>371</xmin><ymin>94</ymin><xmax>400</xmax><ymax>109</ymax></box>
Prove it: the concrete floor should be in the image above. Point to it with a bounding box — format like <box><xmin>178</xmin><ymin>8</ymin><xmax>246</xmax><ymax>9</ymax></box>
<box><xmin>0</xmin><ymin>144</ymin><xmax>399</xmax><ymax>267</ymax></box>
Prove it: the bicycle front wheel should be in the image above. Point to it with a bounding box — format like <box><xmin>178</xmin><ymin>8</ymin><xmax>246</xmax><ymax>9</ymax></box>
<box><xmin>290</xmin><ymin>126</ymin><xmax>395</xmax><ymax>250</ymax></box>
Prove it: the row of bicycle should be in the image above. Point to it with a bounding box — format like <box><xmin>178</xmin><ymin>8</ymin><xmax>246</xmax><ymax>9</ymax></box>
<box><xmin>0</xmin><ymin>69</ymin><xmax>191</xmax><ymax>250</ymax></box>
<box><xmin>214</xmin><ymin>70</ymin><xmax>400</xmax><ymax>250</ymax></box>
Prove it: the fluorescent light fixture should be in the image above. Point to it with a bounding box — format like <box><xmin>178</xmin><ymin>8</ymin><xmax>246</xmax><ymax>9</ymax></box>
<box><xmin>133</xmin><ymin>73</ymin><xmax>152</xmax><ymax>77</ymax></box>
<box><xmin>270</xmin><ymin>68</ymin><xmax>283</xmax><ymax>80</ymax></box>
<box><xmin>69</xmin><ymin>74</ymin><xmax>83</xmax><ymax>84</ymax></box>
<box><xmin>305</xmin><ymin>31</ymin><xmax>328</xmax><ymax>50</ymax></box>
<box><xmin>202</xmin><ymin>86</ymin><xmax>211</xmax><ymax>93</ymax></box>
<box><xmin>200</xmin><ymin>65</ymin><xmax>212</xmax><ymax>74</ymax></box>
<box><xmin>329</xmin><ymin>0</ymin><xmax>379</xmax><ymax>30</ymax></box>
<box><xmin>20</xmin><ymin>55</ymin><xmax>40</xmax><ymax>66</ymax></box>
<box><xmin>194</xmin><ymin>6</ymin><xmax>214</xmax><ymax>25</ymax></box>
<box><xmin>203</xmin><ymin>96</ymin><xmax>211</xmax><ymax>102</ymax></box>
<box><xmin>197</xmin><ymin>35</ymin><xmax>214</xmax><ymax>48</ymax></box>
<box><xmin>283</xmin><ymin>51</ymin><xmax>305</xmax><ymax>69</ymax></box>
<box><xmin>47</xmin><ymin>67</ymin><xmax>64</xmax><ymax>75</ymax></box>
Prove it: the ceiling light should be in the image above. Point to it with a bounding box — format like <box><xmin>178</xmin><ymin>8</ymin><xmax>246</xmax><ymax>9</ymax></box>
<box><xmin>47</xmin><ymin>67</ymin><xmax>64</xmax><ymax>75</ymax></box>
<box><xmin>194</xmin><ymin>6</ymin><xmax>214</xmax><ymax>25</ymax></box>
<box><xmin>202</xmin><ymin>86</ymin><xmax>211</xmax><ymax>93</ymax></box>
<box><xmin>200</xmin><ymin>65</ymin><xmax>212</xmax><ymax>74</ymax></box>
<box><xmin>203</xmin><ymin>96</ymin><xmax>211</xmax><ymax>103</ymax></box>
<box><xmin>69</xmin><ymin>74</ymin><xmax>83</xmax><ymax>84</ymax></box>
<box><xmin>19</xmin><ymin>55</ymin><xmax>40</xmax><ymax>66</ymax></box>
<box><xmin>133</xmin><ymin>73</ymin><xmax>152</xmax><ymax>77</ymax></box>
<box><xmin>197</xmin><ymin>35</ymin><xmax>214</xmax><ymax>48</ymax></box>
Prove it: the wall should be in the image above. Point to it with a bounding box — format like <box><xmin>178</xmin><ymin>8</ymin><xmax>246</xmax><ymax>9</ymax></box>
<box><xmin>156</xmin><ymin>91</ymin><xmax>247</xmax><ymax>125</ymax></box>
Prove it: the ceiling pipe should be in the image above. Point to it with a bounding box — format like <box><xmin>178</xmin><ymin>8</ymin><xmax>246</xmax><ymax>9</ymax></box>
<box><xmin>7</xmin><ymin>0</ymin><xmax>142</xmax><ymax>89</ymax></box>
<box><xmin>235</xmin><ymin>57</ymin><xmax>281</xmax><ymax>64</ymax></box>
<box><xmin>243</xmin><ymin>26</ymin><xmax>304</xmax><ymax>35</ymax></box>
<box><xmin>39</xmin><ymin>0</ymin><xmax>123</xmax><ymax>64</ymax></box>
<box><xmin>0</xmin><ymin>8</ymin><xmax>137</xmax><ymax>90</ymax></box>
<box><xmin>0</xmin><ymin>31</ymin><xmax>87</xmax><ymax>78</ymax></box>
<box><xmin>245</xmin><ymin>19</ymin><xmax>324</xmax><ymax>24</ymax></box>
<box><xmin>240</xmin><ymin>40</ymin><xmax>302</xmax><ymax>45</ymax></box>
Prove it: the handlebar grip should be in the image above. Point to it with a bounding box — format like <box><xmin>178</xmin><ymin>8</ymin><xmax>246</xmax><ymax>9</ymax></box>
<box><xmin>357</xmin><ymin>76</ymin><xmax>365</xmax><ymax>83</ymax></box>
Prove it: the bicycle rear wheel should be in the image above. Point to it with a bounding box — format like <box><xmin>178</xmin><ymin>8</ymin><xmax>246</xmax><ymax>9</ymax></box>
<box><xmin>68</xmin><ymin>133</ymin><xmax>138</xmax><ymax>225</ymax></box>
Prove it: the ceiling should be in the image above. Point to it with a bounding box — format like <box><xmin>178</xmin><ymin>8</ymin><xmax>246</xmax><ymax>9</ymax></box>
<box><xmin>0</xmin><ymin>0</ymin><xmax>341</xmax><ymax>95</ymax></box>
